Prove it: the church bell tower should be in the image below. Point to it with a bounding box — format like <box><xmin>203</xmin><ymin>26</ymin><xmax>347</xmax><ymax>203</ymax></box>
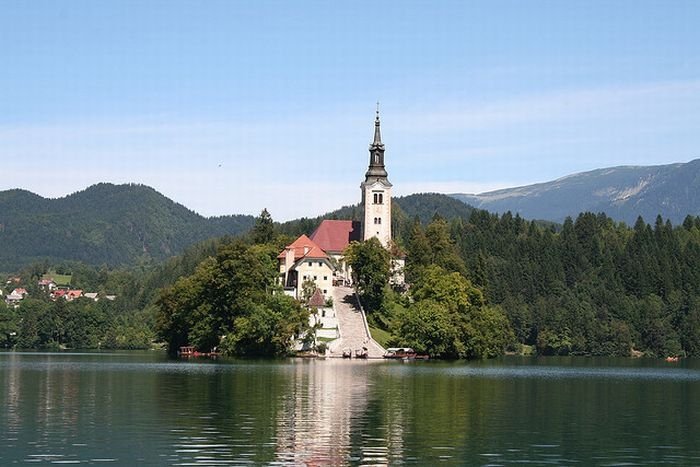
<box><xmin>361</xmin><ymin>107</ymin><xmax>392</xmax><ymax>247</ymax></box>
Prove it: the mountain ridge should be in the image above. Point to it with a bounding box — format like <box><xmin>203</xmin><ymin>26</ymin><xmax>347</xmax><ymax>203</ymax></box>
<box><xmin>5</xmin><ymin>157</ymin><xmax>700</xmax><ymax>271</ymax></box>
<box><xmin>0</xmin><ymin>183</ymin><xmax>255</xmax><ymax>270</ymax></box>
<box><xmin>0</xmin><ymin>184</ymin><xmax>473</xmax><ymax>271</ymax></box>
<box><xmin>451</xmin><ymin>159</ymin><xmax>700</xmax><ymax>224</ymax></box>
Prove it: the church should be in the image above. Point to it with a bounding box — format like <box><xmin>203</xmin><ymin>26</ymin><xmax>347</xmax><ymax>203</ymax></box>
<box><xmin>278</xmin><ymin>110</ymin><xmax>404</xmax><ymax>300</ymax></box>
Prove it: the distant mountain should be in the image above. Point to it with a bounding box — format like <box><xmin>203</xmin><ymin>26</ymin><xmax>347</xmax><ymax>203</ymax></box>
<box><xmin>0</xmin><ymin>183</ymin><xmax>254</xmax><ymax>270</ymax></box>
<box><xmin>451</xmin><ymin>159</ymin><xmax>700</xmax><ymax>225</ymax></box>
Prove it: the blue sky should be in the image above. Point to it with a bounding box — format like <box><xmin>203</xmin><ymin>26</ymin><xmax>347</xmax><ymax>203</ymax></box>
<box><xmin>1</xmin><ymin>1</ymin><xmax>699</xmax><ymax>220</ymax></box>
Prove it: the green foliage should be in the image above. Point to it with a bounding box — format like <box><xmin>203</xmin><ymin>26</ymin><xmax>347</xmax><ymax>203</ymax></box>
<box><xmin>344</xmin><ymin>238</ymin><xmax>391</xmax><ymax>313</ymax></box>
<box><xmin>277</xmin><ymin>193</ymin><xmax>473</xmax><ymax>240</ymax></box>
<box><xmin>220</xmin><ymin>295</ymin><xmax>308</xmax><ymax>356</ymax></box>
<box><xmin>301</xmin><ymin>279</ymin><xmax>317</xmax><ymax>304</ymax></box>
<box><xmin>251</xmin><ymin>208</ymin><xmax>275</xmax><ymax>244</ymax></box>
<box><xmin>9</xmin><ymin>296</ymin><xmax>153</xmax><ymax>350</ymax></box>
<box><xmin>424</xmin><ymin>216</ymin><xmax>467</xmax><ymax>275</ymax></box>
<box><xmin>0</xmin><ymin>301</ymin><xmax>19</xmax><ymax>348</ymax></box>
<box><xmin>7</xmin><ymin>187</ymin><xmax>700</xmax><ymax>360</ymax></box>
<box><xmin>411</xmin><ymin>265</ymin><xmax>483</xmax><ymax>310</ymax></box>
<box><xmin>447</xmin><ymin>209</ymin><xmax>700</xmax><ymax>357</ymax></box>
<box><xmin>384</xmin><ymin>205</ymin><xmax>700</xmax><ymax>359</ymax></box>
<box><xmin>394</xmin><ymin>299</ymin><xmax>463</xmax><ymax>357</ymax></box>
<box><xmin>155</xmin><ymin>239</ymin><xmax>309</xmax><ymax>356</ymax></box>
<box><xmin>369</xmin><ymin>325</ymin><xmax>392</xmax><ymax>348</ymax></box>
<box><xmin>0</xmin><ymin>183</ymin><xmax>255</xmax><ymax>270</ymax></box>
<box><xmin>392</xmin><ymin>265</ymin><xmax>513</xmax><ymax>359</ymax></box>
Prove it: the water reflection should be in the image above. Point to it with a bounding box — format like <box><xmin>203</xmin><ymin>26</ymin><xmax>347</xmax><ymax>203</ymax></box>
<box><xmin>2</xmin><ymin>353</ymin><xmax>700</xmax><ymax>465</ymax></box>
<box><xmin>273</xmin><ymin>360</ymin><xmax>387</xmax><ymax>466</ymax></box>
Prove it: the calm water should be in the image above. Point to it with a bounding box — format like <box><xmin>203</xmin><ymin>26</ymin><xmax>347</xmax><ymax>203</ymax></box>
<box><xmin>1</xmin><ymin>353</ymin><xmax>700</xmax><ymax>466</ymax></box>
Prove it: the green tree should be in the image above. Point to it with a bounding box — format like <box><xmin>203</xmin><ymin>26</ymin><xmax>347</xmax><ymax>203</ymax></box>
<box><xmin>425</xmin><ymin>216</ymin><xmax>466</xmax><ymax>275</ymax></box>
<box><xmin>221</xmin><ymin>294</ymin><xmax>308</xmax><ymax>356</ymax></box>
<box><xmin>405</xmin><ymin>217</ymin><xmax>431</xmax><ymax>282</ymax></box>
<box><xmin>252</xmin><ymin>208</ymin><xmax>275</xmax><ymax>245</ymax></box>
<box><xmin>0</xmin><ymin>301</ymin><xmax>19</xmax><ymax>348</ymax></box>
<box><xmin>393</xmin><ymin>265</ymin><xmax>512</xmax><ymax>359</ymax></box>
<box><xmin>300</xmin><ymin>279</ymin><xmax>317</xmax><ymax>304</ymax></box>
<box><xmin>395</xmin><ymin>299</ymin><xmax>462</xmax><ymax>357</ymax></box>
<box><xmin>155</xmin><ymin>239</ymin><xmax>308</xmax><ymax>356</ymax></box>
<box><xmin>344</xmin><ymin>238</ymin><xmax>391</xmax><ymax>313</ymax></box>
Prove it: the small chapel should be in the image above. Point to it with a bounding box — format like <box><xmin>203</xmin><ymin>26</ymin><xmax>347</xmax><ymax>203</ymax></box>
<box><xmin>278</xmin><ymin>109</ymin><xmax>404</xmax><ymax>300</ymax></box>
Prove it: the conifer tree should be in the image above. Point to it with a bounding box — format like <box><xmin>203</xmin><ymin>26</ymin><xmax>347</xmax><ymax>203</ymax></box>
<box><xmin>252</xmin><ymin>208</ymin><xmax>275</xmax><ymax>244</ymax></box>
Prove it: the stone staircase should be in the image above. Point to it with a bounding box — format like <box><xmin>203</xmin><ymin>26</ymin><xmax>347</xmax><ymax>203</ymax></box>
<box><xmin>327</xmin><ymin>286</ymin><xmax>386</xmax><ymax>358</ymax></box>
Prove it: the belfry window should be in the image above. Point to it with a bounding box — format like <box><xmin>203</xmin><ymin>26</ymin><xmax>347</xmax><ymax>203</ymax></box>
<box><xmin>373</xmin><ymin>192</ymin><xmax>383</xmax><ymax>205</ymax></box>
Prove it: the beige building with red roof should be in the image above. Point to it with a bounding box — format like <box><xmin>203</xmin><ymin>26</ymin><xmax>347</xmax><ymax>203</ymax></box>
<box><xmin>278</xmin><ymin>234</ymin><xmax>335</xmax><ymax>300</ymax></box>
<box><xmin>310</xmin><ymin>219</ymin><xmax>361</xmax><ymax>283</ymax></box>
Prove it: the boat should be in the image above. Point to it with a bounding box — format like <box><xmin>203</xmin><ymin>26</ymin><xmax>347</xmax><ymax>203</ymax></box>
<box><xmin>178</xmin><ymin>346</ymin><xmax>220</xmax><ymax>358</ymax></box>
<box><xmin>355</xmin><ymin>347</ymin><xmax>368</xmax><ymax>359</ymax></box>
<box><xmin>383</xmin><ymin>347</ymin><xmax>429</xmax><ymax>360</ymax></box>
<box><xmin>179</xmin><ymin>346</ymin><xmax>197</xmax><ymax>357</ymax></box>
<box><xmin>665</xmin><ymin>356</ymin><xmax>680</xmax><ymax>362</ymax></box>
<box><xmin>342</xmin><ymin>348</ymin><xmax>353</xmax><ymax>359</ymax></box>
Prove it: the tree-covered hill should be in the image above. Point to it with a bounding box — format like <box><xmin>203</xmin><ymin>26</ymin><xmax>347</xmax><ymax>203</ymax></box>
<box><xmin>0</xmin><ymin>183</ymin><xmax>474</xmax><ymax>271</ymax></box>
<box><xmin>278</xmin><ymin>192</ymin><xmax>475</xmax><ymax>238</ymax></box>
<box><xmin>452</xmin><ymin>159</ymin><xmax>700</xmax><ymax>225</ymax></box>
<box><xmin>0</xmin><ymin>183</ymin><xmax>254</xmax><ymax>270</ymax></box>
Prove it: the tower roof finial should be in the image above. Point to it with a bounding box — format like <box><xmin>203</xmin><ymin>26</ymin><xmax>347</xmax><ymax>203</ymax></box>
<box><xmin>373</xmin><ymin>102</ymin><xmax>382</xmax><ymax>145</ymax></box>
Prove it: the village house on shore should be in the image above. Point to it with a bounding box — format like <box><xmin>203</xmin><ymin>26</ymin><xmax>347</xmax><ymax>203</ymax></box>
<box><xmin>3</xmin><ymin>275</ymin><xmax>115</xmax><ymax>307</ymax></box>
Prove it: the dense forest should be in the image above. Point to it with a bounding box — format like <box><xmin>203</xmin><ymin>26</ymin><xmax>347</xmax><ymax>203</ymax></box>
<box><xmin>3</xmin><ymin>193</ymin><xmax>700</xmax><ymax>358</ymax></box>
<box><xmin>0</xmin><ymin>183</ymin><xmax>254</xmax><ymax>270</ymax></box>
<box><xmin>393</xmin><ymin>210</ymin><xmax>700</xmax><ymax>357</ymax></box>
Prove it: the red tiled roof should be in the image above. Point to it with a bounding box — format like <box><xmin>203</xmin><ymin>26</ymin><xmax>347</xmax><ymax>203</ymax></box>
<box><xmin>310</xmin><ymin>220</ymin><xmax>361</xmax><ymax>253</ymax></box>
<box><xmin>308</xmin><ymin>288</ymin><xmax>326</xmax><ymax>307</ymax></box>
<box><xmin>277</xmin><ymin>234</ymin><xmax>329</xmax><ymax>261</ymax></box>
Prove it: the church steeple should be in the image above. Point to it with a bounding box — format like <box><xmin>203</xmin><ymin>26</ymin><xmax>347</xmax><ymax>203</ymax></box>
<box><xmin>373</xmin><ymin>104</ymin><xmax>383</xmax><ymax>146</ymax></box>
<box><xmin>365</xmin><ymin>104</ymin><xmax>389</xmax><ymax>183</ymax></box>
<box><xmin>361</xmin><ymin>106</ymin><xmax>392</xmax><ymax>248</ymax></box>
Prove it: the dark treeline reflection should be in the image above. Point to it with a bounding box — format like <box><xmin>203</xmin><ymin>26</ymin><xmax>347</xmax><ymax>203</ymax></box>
<box><xmin>2</xmin><ymin>354</ymin><xmax>700</xmax><ymax>465</ymax></box>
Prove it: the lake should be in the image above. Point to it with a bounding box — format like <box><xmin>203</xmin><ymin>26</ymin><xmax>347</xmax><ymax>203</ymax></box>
<box><xmin>1</xmin><ymin>352</ymin><xmax>699</xmax><ymax>466</ymax></box>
